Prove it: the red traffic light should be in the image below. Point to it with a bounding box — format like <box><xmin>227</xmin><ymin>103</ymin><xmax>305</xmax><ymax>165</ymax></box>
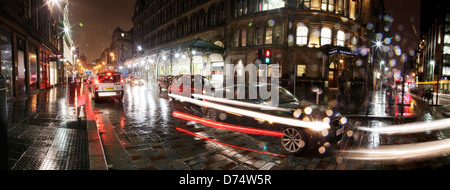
<box><xmin>265</xmin><ymin>50</ymin><xmax>271</xmax><ymax>57</ymax></box>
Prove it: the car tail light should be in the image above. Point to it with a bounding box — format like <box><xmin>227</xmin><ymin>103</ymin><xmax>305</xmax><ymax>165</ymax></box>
<box><xmin>121</xmin><ymin>79</ymin><xmax>124</xmax><ymax>83</ymax></box>
<box><xmin>107</xmin><ymin>72</ymin><xmax>112</xmax><ymax>76</ymax></box>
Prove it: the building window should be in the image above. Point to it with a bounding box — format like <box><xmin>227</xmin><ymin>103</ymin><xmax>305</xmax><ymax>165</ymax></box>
<box><xmin>242</xmin><ymin>30</ymin><xmax>247</xmax><ymax>47</ymax></box>
<box><xmin>257</xmin><ymin>0</ymin><xmax>285</xmax><ymax>12</ymax></box>
<box><xmin>321</xmin><ymin>28</ymin><xmax>332</xmax><ymax>45</ymax></box>
<box><xmin>298</xmin><ymin>0</ymin><xmax>311</xmax><ymax>10</ymax></box>
<box><xmin>243</xmin><ymin>0</ymin><xmax>248</xmax><ymax>15</ymax></box>
<box><xmin>337</xmin><ymin>30</ymin><xmax>345</xmax><ymax>46</ymax></box>
<box><xmin>321</xmin><ymin>0</ymin><xmax>334</xmax><ymax>12</ymax></box>
<box><xmin>444</xmin><ymin>45</ymin><xmax>450</xmax><ymax>55</ymax></box>
<box><xmin>234</xmin><ymin>31</ymin><xmax>240</xmax><ymax>47</ymax></box>
<box><xmin>297</xmin><ymin>65</ymin><xmax>306</xmax><ymax>77</ymax></box>
<box><xmin>444</xmin><ymin>34</ymin><xmax>450</xmax><ymax>44</ymax></box>
<box><xmin>256</xmin><ymin>28</ymin><xmax>263</xmax><ymax>45</ymax></box>
<box><xmin>349</xmin><ymin>0</ymin><xmax>356</xmax><ymax>20</ymax></box>
<box><xmin>265</xmin><ymin>27</ymin><xmax>273</xmax><ymax>44</ymax></box>
<box><xmin>296</xmin><ymin>25</ymin><xmax>308</xmax><ymax>45</ymax></box>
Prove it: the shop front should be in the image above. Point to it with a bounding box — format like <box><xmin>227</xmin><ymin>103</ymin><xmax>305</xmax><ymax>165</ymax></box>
<box><xmin>0</xmin><ymin>26</ymin><xmax>14</xmax><ymax>97</ymax></box>
<box><xmin>39</xmin><ymin>45</ymin><xmax>51</xmax><ymax>89</ymax></box>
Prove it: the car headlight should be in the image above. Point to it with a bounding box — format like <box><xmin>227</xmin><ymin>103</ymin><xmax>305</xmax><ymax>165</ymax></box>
<box><xmin>293</xmin><ymin>109</ymin><xmax>302</xmax><ymax>118</ymax></box>
<box><xmin>304</xmin><ymin>107</ymin><xmax>313</xmax><ymax>115</ymax></box>
<box><xmin>323</xmin><ymin>117</ymin><xmax>330</xmax><ymax>124</ymax></box>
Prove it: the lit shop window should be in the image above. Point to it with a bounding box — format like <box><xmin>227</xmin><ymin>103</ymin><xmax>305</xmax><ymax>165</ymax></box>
<box><xmin>337</xmin><ymin>30</ymin><xmax>345</xmax><ymax>46</ymax></box>
<box><xmin>321</xmin><ymin>28</ymin><xmax>332</xmax><ymax>45</ymax></box>
<box><xmin>297</xmin><ymin>65</ymin><xmax>306</xmax><ymax>77</ymax></box>
<box><xmin>296</xmin><ymin>25</ymin><xmax>308</xmax><ymax>46</ymax></box>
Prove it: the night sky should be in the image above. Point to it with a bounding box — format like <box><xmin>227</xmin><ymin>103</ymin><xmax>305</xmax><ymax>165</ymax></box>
<box><xmin>69</xmin><ymin>0</ymin><xmax>134</xmax><ymax>64</ymax></box>
<box><xmin>68</xmin><ymin>0</ymin><xmax>421</xmax><ymax>66</ymax></box>
<box><xmin>384</xmin><ymin>0</ymin><xmax>421</xmax><ymax>67</ymax></box>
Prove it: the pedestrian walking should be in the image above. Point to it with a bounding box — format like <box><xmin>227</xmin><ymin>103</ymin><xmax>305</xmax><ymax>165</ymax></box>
<box><xmin>338</xmin><ymin>71</ymin><xmax>346</xmax><ymax>95</ymax></box>
<box><xmin>75</xmin><ymin>75</ymin><xmax>85</xmax><ymax>120</ymax></box>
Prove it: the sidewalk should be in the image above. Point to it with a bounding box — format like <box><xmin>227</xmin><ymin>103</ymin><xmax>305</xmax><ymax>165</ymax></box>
<box><xmin>5</xmin><ymin>84</ymin><xmax>105</xmax><ymax>170</ymax></box>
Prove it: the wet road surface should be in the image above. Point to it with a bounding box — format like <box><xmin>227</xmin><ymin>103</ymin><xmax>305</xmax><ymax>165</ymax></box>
<box><xmin>90</xmin><ymin>82</ymin><xmax>450</xmax><ymax>170</ymax></box>
<box><xmin>5</xmin><ymin>82</ymin><xmax>450</xmax><ymax>170</ymax></box>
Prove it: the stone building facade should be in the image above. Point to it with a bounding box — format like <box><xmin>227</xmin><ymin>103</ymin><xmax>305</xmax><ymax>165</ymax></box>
<box><xmin>131</xmin><ymin>0</ymin><xmax>385</xmax><ymax>89</ymax></box>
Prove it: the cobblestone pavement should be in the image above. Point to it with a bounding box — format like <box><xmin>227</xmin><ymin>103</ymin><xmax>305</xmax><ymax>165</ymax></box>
<box><xmin>6</xmin><ymin>85</ymin><xmax>89</xmax><ymax>170</ymax></box>
<box><xmin>91</xmin><ymin>83</ymin><xmax>450</xmax><ymax>170</ymax></box>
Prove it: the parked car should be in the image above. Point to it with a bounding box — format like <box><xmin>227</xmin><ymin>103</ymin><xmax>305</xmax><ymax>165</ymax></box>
<box><xmin>90</xmin><ymin>71</ymin><xmax>124</xmax><ymax>102</ymax></box>
<box><xmin>157</xmin><ymin>75</ymin><xmax>173</xmax><ymax>91</ymax></box>
<box><xmin>197</xmin><ymin>83</ymin><xmax>348</xmax><ymax>155</ymax></box>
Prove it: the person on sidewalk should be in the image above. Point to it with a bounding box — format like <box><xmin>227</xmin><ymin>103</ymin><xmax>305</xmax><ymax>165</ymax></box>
<box><xmin>75</xmin><ymin>75</ymin><xmax>85</xmax><ymax>120</ymax></box>
<box><xmin>338</xmin><ymin>71</ymin><xmax>346</xmax><ymax>95</ymax></box>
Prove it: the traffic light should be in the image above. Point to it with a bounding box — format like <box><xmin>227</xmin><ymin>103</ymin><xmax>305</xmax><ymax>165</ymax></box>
<box><xmin>264</xmin><ymin>48</ymin><xmax>272</xmax><ymax>64</ymax></box>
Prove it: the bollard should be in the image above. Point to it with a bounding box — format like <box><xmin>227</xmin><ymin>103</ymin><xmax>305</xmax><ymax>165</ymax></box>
<box><xmin>0</xmin><ymin>74</ymin><xmax>8</xmax><ymax>170</ymax></box>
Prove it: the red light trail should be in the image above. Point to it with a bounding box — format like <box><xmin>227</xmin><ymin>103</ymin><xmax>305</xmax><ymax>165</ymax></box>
<box><xmin>175</xmin><ymin>127</ymin><xmax>286</xmax><ymax>158</ymax></box>
<box><xmin>172</xmin><ymin>111</ymin><xmax>285</xmax><ymax>138</ymax></box>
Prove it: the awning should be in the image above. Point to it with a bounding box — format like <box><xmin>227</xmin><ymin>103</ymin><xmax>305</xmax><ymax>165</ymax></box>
<box><xmin>161</xmin><ymin>38</ymin><xmax>225</xmax><ymax>55</ymax></box>
<box><xmin>322</xmin><ymin>45</ymin><xmax>358</xmax><ymax>56</ymax></box>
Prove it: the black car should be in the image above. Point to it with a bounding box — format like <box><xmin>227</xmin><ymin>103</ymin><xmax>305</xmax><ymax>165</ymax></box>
<box><xmin>173</xmin><ymin>83</ymin><xmax>348</xmax><ymax>155</ymax></box>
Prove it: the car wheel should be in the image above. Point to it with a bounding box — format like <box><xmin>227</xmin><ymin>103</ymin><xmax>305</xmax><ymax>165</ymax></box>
<box><xmin>204</xmin><ymin>108</ymin><xmax>217</xmax><ymax>121</ymax></box>
<box><xmin>281</xmin><ymin>128</ymin><xmax>307</xmax><ymax>155</ymax></box>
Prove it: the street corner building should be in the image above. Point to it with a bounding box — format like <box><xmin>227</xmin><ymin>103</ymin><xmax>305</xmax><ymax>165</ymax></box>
<box><xmin>129</xmin><ymin>0</ymin><xmax>388</xmax><ymax>91</ymax></box>
<box><xmin>0</xmin><ymin>0</ymin><xmax>74</xmax><ymax>100</ymax></box>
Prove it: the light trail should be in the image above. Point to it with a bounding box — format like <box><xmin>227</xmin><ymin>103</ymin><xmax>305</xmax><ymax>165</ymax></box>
<box><xmin>339</xmin><ymin>138</ymin><xmax>450</xmax><ymax>161</ymax></box>
<box><xmin>172</xmin><ymin>111</ymin><xmax>285</xmax><ymax>137</ymax></box>
<box><xmin>169</xmin><ymin>93</ymin><xmax>330</xmax><ymax>131</ymax></box>
<box><xmin>357</xmin><ymin>118</ymin><xmax>450</xmax><ymax>135</ymax></box>
<box><xmin>192</xmin><ymin>94</ymin><xmax>292</xmax><ymax>112</ymax></box>
<box><xmin>175</xmin><ymin>127</ymin><xmax>286</xmax><ymax>158</ymax></box>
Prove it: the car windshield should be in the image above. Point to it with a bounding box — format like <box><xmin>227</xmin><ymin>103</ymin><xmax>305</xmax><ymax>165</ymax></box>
<box><xmin>98</xmin><ymin>73</ymin><xmax>121</xmax><ymax>83</ymax></box>
<box><xmin>259</xmin><ymin>85</ymin><xmax>299</xmax><ymax>104</ymax></box>
<box><xmin>216</xmin><ymin>84</ymin><xmax>299</xmax><ymax>105</ymax></box>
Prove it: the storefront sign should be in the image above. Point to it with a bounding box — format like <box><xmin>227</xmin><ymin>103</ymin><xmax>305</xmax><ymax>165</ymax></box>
<box><xmin>328</xmin><ymin>49</ymin><xmax>358</xmax><ymax>56</ymax></box>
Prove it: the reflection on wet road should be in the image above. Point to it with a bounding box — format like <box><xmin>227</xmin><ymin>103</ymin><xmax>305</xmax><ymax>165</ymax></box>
<box><xmin>90</xmin><ymin>82</ymin><xmax>450</xmax><ymax>170</ymax></box>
